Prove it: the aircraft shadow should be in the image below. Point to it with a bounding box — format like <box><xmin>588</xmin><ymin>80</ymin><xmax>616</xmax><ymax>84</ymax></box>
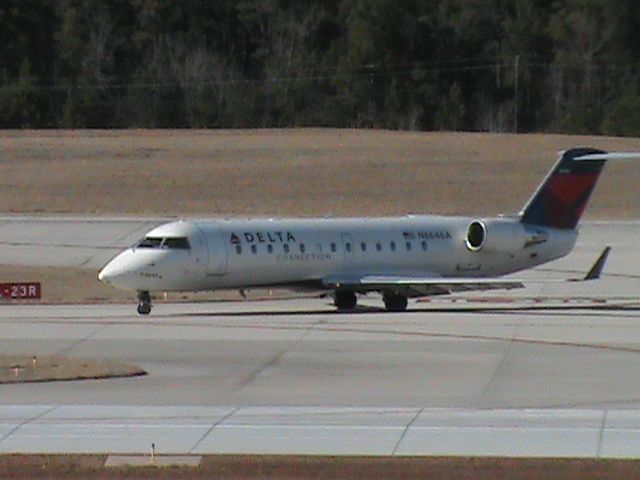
<box><xmin>174</xmin><ymin>303</ymin><xmax>640</xmax><ymax>319</ymax></box>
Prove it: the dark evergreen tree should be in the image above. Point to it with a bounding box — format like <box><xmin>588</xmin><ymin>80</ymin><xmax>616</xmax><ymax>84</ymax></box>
<box><xmin>0</xmin><ymin>0</ymin><xmax>639</xmax><ymax>134</ymax></box>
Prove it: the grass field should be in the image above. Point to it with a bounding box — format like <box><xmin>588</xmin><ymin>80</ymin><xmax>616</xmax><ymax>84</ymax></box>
<box><xmin>1</xmin><ymin>129</ymin><xmax>639</xmax><ymax>218</ymax></box>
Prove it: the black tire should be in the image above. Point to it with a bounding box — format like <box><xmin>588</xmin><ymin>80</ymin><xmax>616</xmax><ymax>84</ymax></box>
<box><xmin>137</xmin><ymin>302</ymin><xmax>151</xmax><ymax>315</ymax></box>
<box><xmin>334</xmin><ymin>290</ymin><xmax>357</xmax><ymax>310</ymax></box>
<box><xmin>137</xmin><ymin>290</ymin><xmax>151</xmax><ymax>315</ymax></box>
<box><xmin>383</xmin><ymin>293</ymin><xmax>408</xmax><ymax>312</ymax></box>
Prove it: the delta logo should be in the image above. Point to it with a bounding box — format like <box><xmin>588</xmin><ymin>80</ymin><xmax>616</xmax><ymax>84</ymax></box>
<box><xmin>230</xmin><ymin>231</ymin><xmax>297</xmax><ymax>244</ymax></box>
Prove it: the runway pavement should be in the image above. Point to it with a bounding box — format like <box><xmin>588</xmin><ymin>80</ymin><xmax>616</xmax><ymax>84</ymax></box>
<box><xmin>0</xmin><ymin>215</ymin><xmax>169</xmax><ymax>269</ymax></box>
<box><xmin>0</xmin><ymin>218</ymin><xmax>639</xmax><ymax>456</ymax></box>
<box><xmin>1</xmin><ymin>296</ymin><xmax>640</xmax><ymax>456</ymax></box>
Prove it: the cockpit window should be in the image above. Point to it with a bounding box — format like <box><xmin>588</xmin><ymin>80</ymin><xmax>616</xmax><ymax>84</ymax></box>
<box><xmin>163</xmin><ymin>237</ymin><xmax>190</xmax><ymax>249</ymax></box>
<box><xmin>135</xmin><ymin>236</ymin><xmax>190</xmax><ymax>249</ymax></box>
<box><xmin>136</xmin><ymin>237</ymin><xmax>163</xmax><ymax>248</ymax></box>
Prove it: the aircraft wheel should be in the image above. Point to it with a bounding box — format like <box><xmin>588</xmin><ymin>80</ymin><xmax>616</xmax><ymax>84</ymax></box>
<box><xmin>334</xmin><ymin>290</ymin><xmax>357</xmax><ymax>310</ymax></box>
<box><xmin>137</xmin><ymin>302</ymin><xmax>151</xmax><ymax>315</ymax></box>
<box><xmin>137</xmin><ymin>290</ymin><xmax>152</xmax><ymax>315</ymax></box>
<box><xmin>383</xmin><ymin>293</ymin><xmax>408</xmax><ymax>312</ymax></box>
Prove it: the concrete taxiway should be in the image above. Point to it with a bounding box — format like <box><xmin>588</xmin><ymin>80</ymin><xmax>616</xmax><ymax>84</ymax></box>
<box><xmin>1</xmin><ymin>295</ymin><xmax>640</xmax><ymax>456</ymax></box>
<box><xmin>0</xmin><ymin>218</ymin><xmax>639</xmax><ymax>456</ymax></box>
<box><xmin>0</xmin><ymin>215</ymin><xmax>168</xmax><ymax>269</ymax></box>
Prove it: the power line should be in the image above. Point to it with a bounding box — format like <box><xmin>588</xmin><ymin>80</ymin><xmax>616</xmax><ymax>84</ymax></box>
<box><xmin>1</xmin><ymin>59</ymin><xmax>630</xmax><ymax>93</ymax></box>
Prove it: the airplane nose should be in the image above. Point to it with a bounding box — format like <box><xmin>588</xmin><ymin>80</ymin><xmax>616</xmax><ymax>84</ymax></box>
<box><xmin>98</xmin><ymin>248</ymin><xmax>163</xmax><ymax>290</ymax></box>
<box><xmin>98</xmin><ymin>250</ymin><xmax>135</xmax><ymax>285</ymax></box>
<box><xmin>98</xmin><ymin>261</ymin><xmax>118</xmax><ymax>283</ymax></box>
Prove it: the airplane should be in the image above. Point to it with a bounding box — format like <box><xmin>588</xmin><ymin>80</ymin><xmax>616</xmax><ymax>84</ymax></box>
<box><xmin>98</xmin><ymin>147</ymin><xmax>639</xmax><ymax>315</ymax></box>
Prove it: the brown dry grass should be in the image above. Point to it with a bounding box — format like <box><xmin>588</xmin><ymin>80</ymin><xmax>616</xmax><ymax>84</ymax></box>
<box><xmin>1</xmin><ymin>455</ymin><xmax>640</xmax><ymax>479</ymax></box>
<box><xmin>0</xmin><ymin>265</ymin><xmax>131</xmax><ymax>304</ymax></box>
<box><xmin>0</xmin><ymin>355</ymin><xmax>145</xmax><ymax>383</ymax></box>
<box><xmin>1</xmin><ymin>129</ymin><xmax>639</xmax><ymax>218</ymax></box>
<box><xmin>0</xmin><ymin>264</ymin><xmax>312</xmax><ymax>304</ymax></box>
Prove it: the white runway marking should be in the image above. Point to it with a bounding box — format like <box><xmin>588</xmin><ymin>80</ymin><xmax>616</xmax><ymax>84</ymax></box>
<box><xmin>2</xmin><ymin>405</ymin><xmax>640</xmax><ymax>457</ymax></box>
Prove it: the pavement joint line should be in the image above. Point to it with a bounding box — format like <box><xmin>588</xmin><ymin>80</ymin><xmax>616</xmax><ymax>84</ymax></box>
<box><xmin>188</xmin><ymin>406</ymin><xmax>241</xmax><ymax>454</ymax></box>
<box><xmin>478</xmin><ymin>327</ymin><xmax>518</xmax><ymax>408</ymax></box>
<box><xmin>297</xmin><ymin>316</ymin><xmax>328</xmax><ymax>342</ymax></box>
<box><xmin>229</xmin><ymin>321</ymin><xmax>310</xmax><ymax>396</ymax></box>
<box><xmin>80</xmin><ymin>256</ymin><xmax>94</xmax><ymax>268</ymax></box>
<box><xmin>391</xmin><ymin>407</ymin><xmax>423</xmax><ymax>456</ymax></box>
<box><xmin>231</xmin><ymin>348</ymin><xmax>291</xmax><ymax>396</ymax></box>
<box><xmin>5</xmin><ymin>312</ymin><xmax>640</xmax><ymax>355</ymax></box>
<box><xmin>0</xmin><ymin>241</ymin><xmax>121</xmax><ymax>250</ymax></box>
<box><xmin>543</xmin><ymin>398</ymin><xmax>640</xmax><ymax>410</ymax></box>
<box><xmin>0</xmin><ymin>405</ymin><xmax>58</xmax><ymax>445</ymax></box>
<box><xmin>55</xmin><ymin>324</ymin><xmax>107</xmax><ymax>356</ymax></box>
<box><xmin>111</xmin><ymin>221</ymin><xmax>163</xmax><ymax>247</ymax></box>
<box><xmin>596</xmin><ymin>409</ymin><xmax>608</xmax><ymax>459</ymax></box>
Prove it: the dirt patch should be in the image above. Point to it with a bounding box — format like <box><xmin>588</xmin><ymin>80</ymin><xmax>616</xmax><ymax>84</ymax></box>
<box><xmin>1</xmin><ymin>455</ymin><xmax>640</xmax><ymax>479</ymax></box>
<box><xmin>1</xmin><ymin>129</ymin><xmax>639</xmax><ymax>219</ymax></box>
<box><xmin>0</xmin><ymin>355</ymin><xmax>145</xmax><ymax>383</ymax></box>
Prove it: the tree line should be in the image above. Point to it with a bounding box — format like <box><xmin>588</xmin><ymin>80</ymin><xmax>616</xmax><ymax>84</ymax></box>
<box><xmin>2</xmin><ymin>0</ymin><xmax>640</xmax><ymax>135</ymax></box>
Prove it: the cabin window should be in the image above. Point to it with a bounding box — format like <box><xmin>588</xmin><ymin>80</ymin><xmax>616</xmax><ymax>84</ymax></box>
<box><xmin>163</xmin><ymin>237</ymin><xmax>191</xmax><ymax>249</ymax></box>
<box><xmin>345</xmin><ymin>242</ymin><xmax>352</xmax><ymax>252</ymax></box>
<box><xmin>235</xmin><ymin>245</ymin><xmax>242</xmax><ymax>255</ymax></box>
<box><xmin>390</xmin><ymin>241</ymin><xmax>396</xmax><ymax>252</ymax></box>
<box><xmin>421</xmin><ymin>241</ymin><xmax>428</xmax><ymax>251</ymax></box>
<box><xmin>300</xmin><ymin>243</ymin><xmax>306</xmax><ymax>253</ymax></box>
<box><xmin>136</xmin><ymin>237</ymin><xmax>163</xmax><ymax>249</ymax></box>
<box><xmin>376</xmin><ymin>242</ymin><xmax>382</xmax><ymax>252</ymax></box>
<box><xmin>267</xmin><ymin>244</ymin><xmax>273</xmax><ymax>254</ymax></box>
<box><xmin>251</xmin><ymin>244</ymin><xmax>257</xmax><ymax>255</ymax></box>
<box><xmin>406</xmin><ymin>241</ymin><xmax>412</xmax><ymax>251</ymax></box>
<box><xmin>331</xmin><ymin>243</ymin><xmax>337</xmax><ymax>253</ymax></box>
<box><xmin>283</xmin><ymin>244</ymin><xmax>290</xmax><ymax>253</ymax></box>
<box><xmin>361</xmin><ymin>242</ymin><xmax>367</xmax><ymax>252</ymax></box>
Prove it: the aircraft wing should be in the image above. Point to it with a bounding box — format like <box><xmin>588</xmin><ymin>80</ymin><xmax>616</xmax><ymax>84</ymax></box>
<box><xmin>322</xmin><ymin>247</ymin><xmax>610</xmax><ymax>297</ymax></box>
<box><xmin>321</xmin><ymin>274</ymin><xmax>525</xmax><ymax>297</ymax></box>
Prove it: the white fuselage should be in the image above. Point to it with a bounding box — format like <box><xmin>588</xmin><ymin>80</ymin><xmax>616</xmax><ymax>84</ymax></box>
<box><xmin>98</xmin><ymin>215</ymin><xmax>578</xmax><ymax>293</ymax></box>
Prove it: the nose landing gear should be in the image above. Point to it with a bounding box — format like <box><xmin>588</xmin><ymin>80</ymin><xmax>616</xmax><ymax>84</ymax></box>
<box><xmin>137</xmin><ymin>291</ymin><xmax>152</xmax><ymax>315</ymax></box>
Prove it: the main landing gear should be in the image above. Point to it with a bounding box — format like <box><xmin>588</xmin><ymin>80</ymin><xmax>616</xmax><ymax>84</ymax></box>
<box><xmin>383</xmin><ymin>292</ymin><xmax>408</xmax><ymax>312</ymax></box>
<box><xmin>333</xmin><ymin>290</ymin><xmax>409</xmax><ymax>312</ymax></box>
<box><xmin>334</xmin><ymin>290</ymin><xmax>357</xmax><ymax>310</ymax></box>
<box><xmin>137</xmin><ymin>290</ymin><xmax>151</xmax><ymax>315</ymax></box>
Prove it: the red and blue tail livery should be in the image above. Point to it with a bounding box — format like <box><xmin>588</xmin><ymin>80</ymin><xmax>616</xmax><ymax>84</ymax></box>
<box><xmin>519</xmin><ymin>148</ymin><xmax>607</xmax><ymax>230</ymax></box>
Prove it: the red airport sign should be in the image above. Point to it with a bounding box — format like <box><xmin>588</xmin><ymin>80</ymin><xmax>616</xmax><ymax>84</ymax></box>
<box><xmin>0</xmin><ymin>283</ymin><xmax>41</xmax><ymax>300</ymax></box>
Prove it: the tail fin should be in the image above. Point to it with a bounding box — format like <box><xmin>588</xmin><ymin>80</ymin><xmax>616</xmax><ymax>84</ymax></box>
<box><xmin>519</xmin><ymin>148</ymin><xmax>606</xmax><ymax>230</ymax></box>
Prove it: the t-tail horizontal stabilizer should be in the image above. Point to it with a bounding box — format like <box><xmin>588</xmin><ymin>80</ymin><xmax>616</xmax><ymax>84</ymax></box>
<box><xmin>574</xmin><ymin>152</ymin><xmax>640</xmax><ymax>162</ymax></box>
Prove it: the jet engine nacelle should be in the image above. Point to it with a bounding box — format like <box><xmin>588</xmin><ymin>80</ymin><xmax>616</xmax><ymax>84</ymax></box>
<box><xmin>465</xmin><ymin>219</ymin><xmax>539</xmax><ymax>253</ymax></box>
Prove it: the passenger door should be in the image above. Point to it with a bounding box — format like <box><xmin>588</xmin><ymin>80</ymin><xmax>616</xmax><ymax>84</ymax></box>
<box><xmin>200</xmin><ymin>224</ymin><xmax>228</xmax><ymax>276</ymax></box>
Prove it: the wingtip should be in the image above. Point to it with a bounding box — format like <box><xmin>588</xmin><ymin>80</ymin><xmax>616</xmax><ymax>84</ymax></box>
<box><xmin>583</xmin><ymin>246</ymin><xmax>611</xmax><ymax>281</ymax></box>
